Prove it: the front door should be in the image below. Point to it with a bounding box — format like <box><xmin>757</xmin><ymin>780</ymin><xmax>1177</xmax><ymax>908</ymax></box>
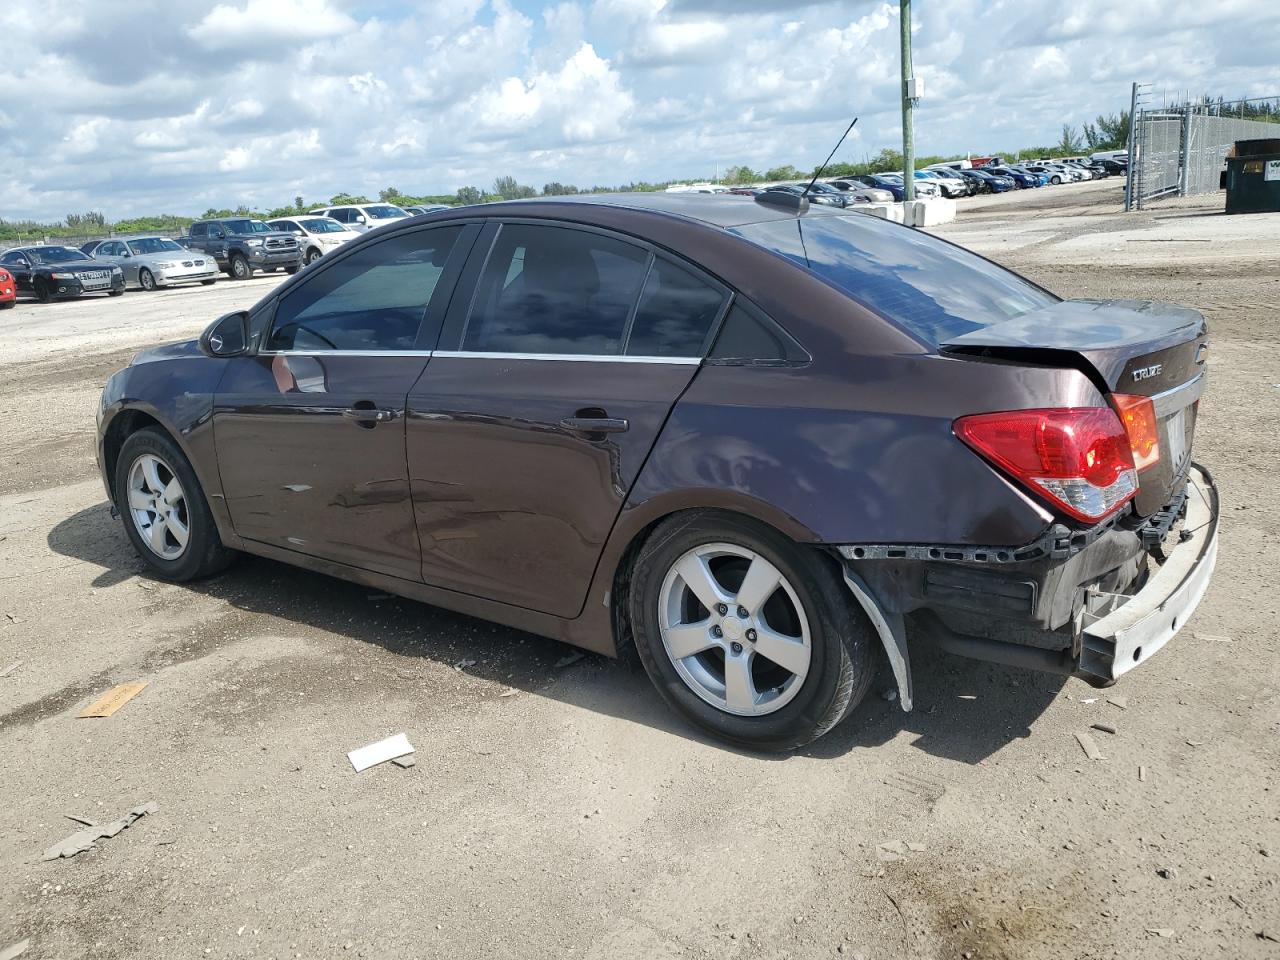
<box><xmin>214</xmin><ymin>224</ymin><xmax>474</xmax><ymax>580</ymax></box>
<box><xmin>407</xmin><ymin>221</ymin><xmax>728</xmax><ymax>617</ymax></box>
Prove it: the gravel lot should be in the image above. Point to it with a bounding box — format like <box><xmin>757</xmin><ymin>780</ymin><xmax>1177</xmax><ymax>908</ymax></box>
<box><xmin>2</xmin><ymin>182</ymin><xmax>1278</xmax><ymax>960</ymax></box>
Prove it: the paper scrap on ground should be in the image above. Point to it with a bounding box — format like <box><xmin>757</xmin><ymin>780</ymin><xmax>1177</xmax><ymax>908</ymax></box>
<box><xmin>43</xmin><ymin>802</ymin><xmax>158</xmax><ymax>861</ymax></box>
<box><xmin>0</xmin><ymin>661</ymin><xmax>21</xmax><ymax>679</ymax></box>
<box><xmin>78</xmin><ymin>681</ymin><xmax>148</xmax><ymax>718</ymax></box>
<box><xmin>348</xmin><ymin>733</ymin><xmax>414</xmax><ymax>772</ymax></box>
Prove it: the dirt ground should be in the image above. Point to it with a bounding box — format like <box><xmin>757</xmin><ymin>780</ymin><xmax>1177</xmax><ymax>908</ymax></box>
<box><xmin>2</xmin><ymin>182</ymin><xmax>1277</xmax><ymax>960</ymax></box>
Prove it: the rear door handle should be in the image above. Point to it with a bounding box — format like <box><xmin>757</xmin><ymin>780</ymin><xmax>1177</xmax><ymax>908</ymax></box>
<box><xmin>560</xmin><ymin>416</ymin><xmax>629</xmax><ymax>435</ymax></box>
<box><xmin>343</xmin><ymin>406</ymin><xmax>398</xmax><ymax>425</ymax></box>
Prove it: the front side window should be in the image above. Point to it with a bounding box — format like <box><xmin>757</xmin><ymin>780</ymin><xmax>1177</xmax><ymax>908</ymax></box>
<box><xmin>462</xmin><ymin>224</ymin><xmax>649</xmax><ymax>356</ymax></box>
<box><xmin>266</xmin><ymin>227</ymin><xmax>461</xmax><ymax>352</ymax></box>
<box><xmin>731</xmin><ymin>215</ymin><xmax>1056</xmax><ymax>346</ymax></box>
<box><xmin>224</xmin><ymin>219</ymin><xmax>271</xmax><ymax>235</ymax></box>
<box><xmin>626</xmin><ymin>258</ymin><xmax>725</xmax><ymax>357</ymax></box>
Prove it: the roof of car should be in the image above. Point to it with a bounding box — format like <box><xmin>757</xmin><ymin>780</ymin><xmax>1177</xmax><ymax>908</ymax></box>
<box><xmin>485</xmin><ymin>192</ymin><xmax>860</xmax><ymax>229</ymax></box>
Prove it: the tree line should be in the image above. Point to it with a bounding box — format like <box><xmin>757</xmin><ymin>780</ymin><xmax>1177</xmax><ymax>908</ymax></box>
<box><xmin>1</xmin><ymin>111</ymin><xmax>1144</xmax><ymax>241</ymax></box>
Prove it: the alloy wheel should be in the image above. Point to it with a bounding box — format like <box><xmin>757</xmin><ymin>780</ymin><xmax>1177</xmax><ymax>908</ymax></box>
<box><xmin>658</xmin><ymin>542</ymin><xmax>811</xmax><ymax>717</ymax></box>
<box><xmin>127</xmin><ymin>453</ymin><xmax>190</xmax><ymax>560</ymax></box>
<box><xmin>140</xmin><ymin>269</ymin><xmax>155</xmax><ymax>291</ymax></box>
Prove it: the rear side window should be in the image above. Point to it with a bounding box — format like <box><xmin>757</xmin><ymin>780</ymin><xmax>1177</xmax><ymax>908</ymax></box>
<box><xmin>267</xmin><ymin>227</ymin><xmax>460</xmax><ymax>352</ymax></box>
<box><xmin>626</xmin><ymin>258</ymin><xmax>725</xmax><ymax>357</ymax></box>
<box><xmin>730</xmin><ymin>216</ymin><xmax>1055</xmax><ymax>345</ymax></box>
<box><xmin>462</xmin><ymin>224</ymin><xmax>649</xmax><ymax>355</ymax></box>
<box><xmin>190</xmin><ymin>223</ymin><xmax>207</xmax><ymax>238</ymax></box>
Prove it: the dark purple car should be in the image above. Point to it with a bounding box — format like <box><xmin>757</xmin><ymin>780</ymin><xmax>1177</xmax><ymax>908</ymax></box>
<box><xmin>96</xmin><ymin>193</ymin><xmax>1219</xmax><ymax>750</ymax></box>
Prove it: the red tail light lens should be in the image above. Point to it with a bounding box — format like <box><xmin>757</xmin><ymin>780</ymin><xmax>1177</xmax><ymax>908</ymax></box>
<box><xmin>1111</xmin><ymin>393</ymin><xmax>1160</xmax><ymax>471</ymax></box>
<box><xmin>954</xmin><ymin>407</ymin><xmax>1138</xmax><ymax>522</ymax></box>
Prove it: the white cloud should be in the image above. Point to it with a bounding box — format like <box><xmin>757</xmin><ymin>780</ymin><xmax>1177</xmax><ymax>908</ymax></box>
<box><xmin>189</xmin><ymin>0</ymin><xmax>355</xmax><ymax>51</ymax></box>
<box><xmin>1</xmin><ymin>0</ymin><xmax>1278</xmax><ymax>220</ymax></box>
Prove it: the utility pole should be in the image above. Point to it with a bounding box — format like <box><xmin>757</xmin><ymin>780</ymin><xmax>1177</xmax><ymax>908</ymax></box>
<box><xmin>900</xmin><ymin>0</ymin><xmax>916</xmax><ymax>201</ymax></box>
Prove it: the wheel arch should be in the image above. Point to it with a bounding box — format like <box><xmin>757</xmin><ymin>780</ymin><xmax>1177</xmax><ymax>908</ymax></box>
<box><xmin>101</xmin><ymin>407</ymin><xmax>171</xmax><ymax>502</ymax></box>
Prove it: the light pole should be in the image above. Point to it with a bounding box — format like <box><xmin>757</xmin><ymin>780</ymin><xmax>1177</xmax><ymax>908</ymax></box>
<box><xmin>900</xmin><ymin>0</ymin><xmax>917</xmax><ymax>201</ymax></box>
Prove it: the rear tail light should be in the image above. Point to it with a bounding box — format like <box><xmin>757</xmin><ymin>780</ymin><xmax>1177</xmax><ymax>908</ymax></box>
<box><xmin>954</xmin><ymin>407</ymin><xmax>1138</xmax><ymax>523</ymax></box>
<box><xmin>1111</xmin><ymin>393</ymin><xmax>1160</xmax><ymax>471</ymax></box>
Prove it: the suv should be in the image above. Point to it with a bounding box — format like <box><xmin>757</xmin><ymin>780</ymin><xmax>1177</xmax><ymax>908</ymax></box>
<box><xmin>309</xmin><ymin>204</ymin><xmax>411</xmax><ymax>233</ymax></box>
<box><xmin>186</xmin><ymin>218</ymin><xmax>303</xmax><ymax>280</ymax></box>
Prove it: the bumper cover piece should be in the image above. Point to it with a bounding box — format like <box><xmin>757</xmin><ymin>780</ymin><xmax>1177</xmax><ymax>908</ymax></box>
<box><xmin>1076</xmin><ymin>463</ymin><xmax>1219</xmax><ymax>682</ymax></box>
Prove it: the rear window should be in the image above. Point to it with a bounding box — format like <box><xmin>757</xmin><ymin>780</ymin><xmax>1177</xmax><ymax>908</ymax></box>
<box><xmin>730</xmin><ymin>216</ymin><xmax>1055</xmax><ymax>345</ymax></box>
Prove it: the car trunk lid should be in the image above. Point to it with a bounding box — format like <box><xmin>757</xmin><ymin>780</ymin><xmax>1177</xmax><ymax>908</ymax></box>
<box><xmin>941</xmin><ymin>299</ymin><xmax>1208</xmax><ymax>518</ymax></box>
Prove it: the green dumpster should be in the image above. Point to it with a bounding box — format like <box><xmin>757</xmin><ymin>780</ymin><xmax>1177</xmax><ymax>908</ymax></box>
<box><xmin>1225</xmin><ymin>138</ymin><xmax>1280</xmax><ymax>214</ymax></box>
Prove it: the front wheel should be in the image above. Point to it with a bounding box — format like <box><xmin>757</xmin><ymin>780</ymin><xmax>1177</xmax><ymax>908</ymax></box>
<box><xmin>0</xmin><ymin>301</ymin><xmax>14</xmax><ymax>310</ymax></box>
<box><xmin>304</xmin><ymin>247</ymin><xmax>322</xmax><ymax>265</ymax></box>
<box><xmin>285</xmin><ymin>264</ymin><xmax>300</xmax><ymax>275</ymax></box>
<box><xmin>229</xmin><ymin>255</ymin><xmax>252</xmax><ymax>280</ymax></box>
<box><xmin>114</xmin><ymin>427</ymin><xmax>236</xmax><ymax>581</ymax></box>
<box><xmin>630</xmin><ymin>512</ymin><xmax>874</xmax><ymax>751</ymax></box>
<box><xmin>1051</xmin><ymin>175</ymin><xmax>1062</xmax><ymax>184</ymax></box>
<box><xmin>34</xmin><ymin>279</ymin><xmax>52</xmax><ymax>303</ymax></box>
<box><xmin>139</xmin><ymin>268</ymin><xmax>156</xmax><ymax>291</ymax></box>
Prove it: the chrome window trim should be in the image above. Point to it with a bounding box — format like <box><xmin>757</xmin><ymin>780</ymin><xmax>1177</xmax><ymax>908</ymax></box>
<box><xmin>432</xmin><ymin>350</ymin><xmax>701</xmax><ymax>365</ymax></box>
<box><xmin>255</xmin><ymin>349</ymin><xmax>701</xmax><ymax>363</ymax></box>
<box><xmin>1150</xmin><ymin>373</ymin><xmax>1205</xmax><ymax>418</ymax></box>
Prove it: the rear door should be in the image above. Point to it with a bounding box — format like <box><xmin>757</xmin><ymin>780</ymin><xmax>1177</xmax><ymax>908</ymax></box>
<box><xmin>407</xmin><ymin>220</ymin><xmax>729</xmax><ymax>617</ymax></box>
<box><xmin>213</xmin><ymin>224</ymin><xmax>477</xmax><ymax>579</ymax></box>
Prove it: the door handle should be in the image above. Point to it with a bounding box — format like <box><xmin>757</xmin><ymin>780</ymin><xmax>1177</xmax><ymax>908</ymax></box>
<box><xmin>560</xmin><ymin>416</ymin><xmax>629</xmax><ymax>435</ymax></box>
<box><xmin>343</xmin><ymin>406</ymin><xmax>398</xmax><ymax>426</ymax></box>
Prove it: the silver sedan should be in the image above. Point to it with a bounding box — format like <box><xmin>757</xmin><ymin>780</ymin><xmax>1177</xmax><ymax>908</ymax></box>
<box><xmin>81</xmin><ymin>237</ymin><xmax>218</xmax><ymax>290</ymax></box>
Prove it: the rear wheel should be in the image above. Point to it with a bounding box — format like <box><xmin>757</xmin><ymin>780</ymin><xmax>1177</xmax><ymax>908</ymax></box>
<box><xmin>201</xmin><ymin>279</ymin><xmax>216</xmax><ymax>286</ymax></box>
<box><xmin>139</xmin><ymin>268</ymin><xmax>156</xmax><ymax>291</ymax></box>
<box><xmin>630</xmin><ymin>512</ymin><xmax>874</xmax><ymax>751</ymax></box>
<box><xmin>114</xmin><ymin>427</ymin><xmax>235</xmax><ymax>581</ymax></box>
<box><xmin>229</xmin><ymin>255</ymin><xmax>252</xmax><ymax>280</ymax></box>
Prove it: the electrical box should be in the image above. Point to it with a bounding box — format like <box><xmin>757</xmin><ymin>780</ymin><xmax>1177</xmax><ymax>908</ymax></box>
<box><xmin>907</xmin><ymin>76</ymin><xmax>924</xmax><ymax>100</ymax></box>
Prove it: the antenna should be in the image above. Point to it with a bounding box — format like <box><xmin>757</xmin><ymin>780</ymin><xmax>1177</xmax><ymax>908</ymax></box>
<box><xmin>802</xmin><ymin>117</ymin><xmax>859</xmax><ymax>198</ymax></box>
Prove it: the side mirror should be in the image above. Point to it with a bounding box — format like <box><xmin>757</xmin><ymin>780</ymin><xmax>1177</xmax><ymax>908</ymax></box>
<box><xmin>355</xmin><ymin>215</ymin><xmax>366</xmax><ymax>224</ymax></box>
<box><xmin>200</xmin><ymin>311</ymin><xmax>250</xmax><ymax>358</ymax></box>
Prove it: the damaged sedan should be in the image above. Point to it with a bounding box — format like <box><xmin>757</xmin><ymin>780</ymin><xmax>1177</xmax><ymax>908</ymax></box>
<box><xmin>95</xmin><ymin>193</ymin><xmax>1218</xmax><ymax>750</ymax></box>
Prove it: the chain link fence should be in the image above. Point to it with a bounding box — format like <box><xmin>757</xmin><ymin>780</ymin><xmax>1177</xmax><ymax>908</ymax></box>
<box><xmin>1131</xmin><ymin>95</ymin><xmax>1280</xmax><ymax>209</ymax></box>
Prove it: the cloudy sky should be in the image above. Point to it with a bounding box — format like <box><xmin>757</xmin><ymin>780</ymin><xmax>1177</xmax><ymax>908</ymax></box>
<box><xmin>1</xmin><ymin>0</ymin><xmax>1276</xmax><ymax>221</ymax></box>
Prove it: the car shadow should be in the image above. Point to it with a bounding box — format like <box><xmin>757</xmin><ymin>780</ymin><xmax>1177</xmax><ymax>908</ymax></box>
<box><xmin>48</xmin><ymin>502</ymin><xmax>1064</xmax><ymax>764</ymax></box>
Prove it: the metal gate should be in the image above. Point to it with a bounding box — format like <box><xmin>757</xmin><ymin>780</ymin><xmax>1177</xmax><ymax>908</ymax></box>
<box><xmin>1129</xmin><ymin>94</ymin><xmax>1280</xmax><ymax>209</ymax></box>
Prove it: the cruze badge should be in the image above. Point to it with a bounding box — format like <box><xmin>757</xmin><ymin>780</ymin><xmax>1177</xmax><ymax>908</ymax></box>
<box><xmin>1132</xmin><ymin>364</ymin><xmax>1163</xmax><ymax>382</ymax></box>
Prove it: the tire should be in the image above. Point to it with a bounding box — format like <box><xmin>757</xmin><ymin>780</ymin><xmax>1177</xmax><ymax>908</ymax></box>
<box><xmin>0</xmin><ymin>301</ymin><xmax>14</xmax><ymax>310</ymax></box>
<box><xmin>139</xmin><ymin>268</ymin><xmax>156</xmax><ymax>291</ymax></box>
<box><xmin>629</xmin><ymin>511</ymin><xmax>875</xmax><ymax>751</ymax></box>
<box><xmin>201</xmin><ymin>279</ymin><xmax>216</xmax><ymax>286</ymax></box>
<box><xmin>34</xmin><ymin>278</ymin><xmax>52</xmax><ymax>303</ymax></box>
<box><xmin>229</xmin><ymin>255</ymin><xmax>252</xmax><ymax>280</ymax></box>
<box><xmin>304</xmin><ymin>247</ymin><xmax>322</xmax><ymax>265</ymax></box>
<box><xmin>1051</xmin><ymin>175</ymin><xmax>1062</xmax><ymax>185</ymax></box>
<box><xmin>108</xmin><ymin>290</ymin><xmax>124</xmax><ymax>297</ymax></box>
<box><xmin>285</xmin><ymin>265</ymin><xmax>300</xmax><ymax>275</ymax></box>
<box><xmin>113</xmin><ymin>427</ymin><xmax>236</xmax><ymax>581</ymax></box>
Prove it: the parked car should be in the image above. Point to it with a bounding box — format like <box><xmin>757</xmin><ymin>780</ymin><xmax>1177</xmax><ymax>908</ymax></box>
<box><xmin>0</xmin><ymin>245</ymin><xmax>124</xmax><ymax>302</ymax></box>
<box><xmin>403</xmin><ymin>204</ymin><xmax>453</xmax><ymax>216</ymax></box>
<box><xmin>186</xmin><ymin>218</ymin><xmax>303</xmax><ymax>280</ymax></box>
<box><xmin>309</xmin><ymin>203</ymin><xmax>411</xmax><ymax>232</ymax></box>
<box><xmin>81</xmin><ymin>236</ymin><xmax>219</xmax><ymax>291</ymax></box>
<box><xmin>925</xmin><ymin>168</ymin><xmax>979</xmax><ymax>195</ymax></box>
<box><xmin>827</xmin><ymin>180</ymin><xmax>896</xmax><ymax>203</ymax></box>
<box><xmin>876</xmin><ymin>173</ymin><xmax>940</xmax><ymax>198</ymax></box>
<box><xmin>93</xmin><ymin>193</ymin><xmax>1220</xmax><ymax>750</ymax></box>
<box><xmin>959</xmin><ymin>169</ymin><xmax>1015</xmax><ymax>193</ymax></box>
<box><xmin>986</xmin><ymin>165</ymin><xmax>1042</xmax><ymax>189</ymax></box>
<box><xmin>0</xmin><ymin>266</ymin><xmax>15</xmax><ymax>309</ymax></box>
<box><xmin>916</xmin><ymin>170</ymin><xmax>968</xmax><ymax>198</ymax></box>
<box><xmin>725</xmin><ymin>187</ymin><xmax>760</xmax><ymax>197</ymax></box>
<box><xmin>858</xmin><ymin>174</ymin><xmax>905</xmax><ymax>201</ymax></box>
<box><xmin>267</xmin><ymin>216</ymin><xmax>361</xmax><ymax>265</ymax></box>
<box><xmin>1094</xmin><ymin>158</ymin><xmax>1128</xmax><ymax>176</ymax></box>
<box><xmin>1062</xmin><ymin>161</ymin><xmax>1100</xmax><ymax>180</ymax></box>
<box><xmin>1006</xmin><ymin>165</ymin><xmax>1050</xmax><ymax>187</ymax></box>
<box><xmin>1022</xmin><ymin>164</ymin><xmax>1068</xmax><ymax>185</ymax></box>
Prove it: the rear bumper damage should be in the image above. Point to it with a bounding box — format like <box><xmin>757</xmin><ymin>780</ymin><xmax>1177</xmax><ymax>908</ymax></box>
<box><xmin>841</xmin><ymin>463</ymin><xmax>1220</xmax><ymax>708</ymax></box>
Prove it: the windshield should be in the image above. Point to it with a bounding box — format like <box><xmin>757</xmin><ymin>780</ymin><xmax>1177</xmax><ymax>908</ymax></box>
<box><xmin>127</xmin><ymin>238</ymin><xmax>184</xmax><ymax>255</ymax></box>
<box><xmin>730</xmin><ymin>215</ymin><xmax>1056</xmax><ymax>346</ymax></box>
<box><xmin>301</xmin><ymin>218</ymin><xmax>347</xmax><ymax>233</ymax></box>
<box><xmin>28</xmin><ymin>246</ymin><xmax>91</xmax><ymax>264</ymax></box>
<box><xmin>224</xmin><ymin>219</ymin><xmax>272</xmax><ymax>235</ymax></box>
<box><xmin>365</xmin><ymin>205</ymin><xmax>409</xmax><ymax>219</ymax></box>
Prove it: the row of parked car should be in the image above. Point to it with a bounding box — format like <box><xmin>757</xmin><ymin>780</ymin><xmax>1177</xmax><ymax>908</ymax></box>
<box><xmin>0</xmin><ymin>200</ymin><xmax>457</xmax><ymax>305</ymax></box>
<box><xmin>682</xmin><ymin>154</ymin><xmax>1129</xmax><ymax>209</ymax></box>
